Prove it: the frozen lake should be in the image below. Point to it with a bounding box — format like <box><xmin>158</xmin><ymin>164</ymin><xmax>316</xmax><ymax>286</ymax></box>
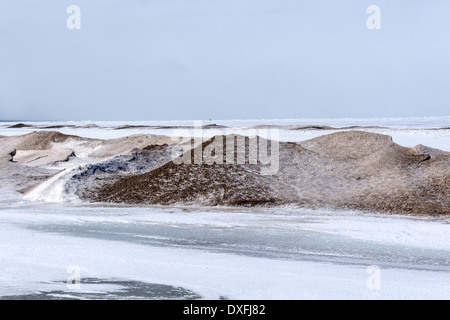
<box><xmin>1</xmin><ymin>117</ymin><xmax>450</xmax><ymax>151</ymax></box>
<box><xmin>1</xmin><ymin>192</ymin><xmax>450</xmax><ymax>300</ymax></box>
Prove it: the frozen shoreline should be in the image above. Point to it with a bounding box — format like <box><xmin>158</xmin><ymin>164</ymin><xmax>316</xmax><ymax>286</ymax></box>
<box><xmin>0</xmin><ymin>122</ymin><xmax>449</xmax><ymax>214</ymax></box>
<box><xmin>0</xmin><ymin>118</ymin><xmax>449</xmax><ymax>299</ymax></box>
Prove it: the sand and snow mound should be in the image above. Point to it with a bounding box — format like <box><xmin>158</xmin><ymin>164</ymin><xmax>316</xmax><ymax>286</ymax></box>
<box><xmin>1</xmin><ymin>130</ymin><xmax>448</xmax><ymax>215</ymax></box>
<box><xmin>81</xmin><ymin>131</ymin><xmax>449</xmax><ymax>215</ymax></box>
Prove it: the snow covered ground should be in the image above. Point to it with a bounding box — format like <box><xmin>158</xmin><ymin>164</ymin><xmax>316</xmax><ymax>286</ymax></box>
<box><xmin>0</xmin><ymin>117</ymin><xmax>449</xmax><ymax>299</ymax></box>
<box><xmin>1</xmin><ymin>192</ymin><xmax>450</xmax><ymax>300</ymax></box>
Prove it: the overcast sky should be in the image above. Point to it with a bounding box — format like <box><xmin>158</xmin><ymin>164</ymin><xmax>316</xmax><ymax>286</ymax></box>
<box><xmin>0</xmin><ymin>0</ymin><xmax>449</xmax><ymax>121</ymax></box>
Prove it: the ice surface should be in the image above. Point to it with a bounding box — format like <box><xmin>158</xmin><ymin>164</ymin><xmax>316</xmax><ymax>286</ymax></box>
<box><xmin>1</xmin><ymin>116</ymin><xmax>449</xmax><ymax>128</ymax></box>
<box><xmin>1</xmin><ymin>117</ymin><xmax>449</xmax><ymax>151</ymax></box>
<box><xmin>0</xmin><ymin>203</ymin><xmax>449</xmax><ymax>299</ymax></box>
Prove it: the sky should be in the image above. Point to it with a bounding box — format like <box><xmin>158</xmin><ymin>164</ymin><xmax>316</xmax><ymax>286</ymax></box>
<box><xmin>0</xmin><ymin>0</ymin><xmax>449</xmax><ymax>121</ymax></box>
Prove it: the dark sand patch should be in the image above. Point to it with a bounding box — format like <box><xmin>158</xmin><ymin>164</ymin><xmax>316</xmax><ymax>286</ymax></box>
<box><xmin>1</xmin><ymin>278</ymin><xmax>201</xmax><ymax>300</ymax></box>
<box><xmin>7</xmin><ymin>123</ymin><xmax>33</xmax><ymax>129</ymax></box>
